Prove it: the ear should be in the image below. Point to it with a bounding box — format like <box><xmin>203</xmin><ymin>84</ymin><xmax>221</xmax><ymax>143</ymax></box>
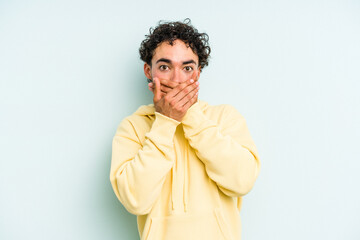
<box><xmin>144</xmin><ymin>63</ymin><xmax>152</xmax><ymax>80</ymax></box>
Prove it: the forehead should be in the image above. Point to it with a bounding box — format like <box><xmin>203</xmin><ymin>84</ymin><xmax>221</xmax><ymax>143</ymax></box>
<box><xmin>152</xmin><ymin>39</ymin><xmax>199</xmax><ymax>64</ymax></box>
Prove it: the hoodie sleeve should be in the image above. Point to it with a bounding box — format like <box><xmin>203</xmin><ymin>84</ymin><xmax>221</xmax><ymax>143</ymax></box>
<box><xmin>110</xmin><ymin>112</ymin><xmax>180</xmax><ymax>215</ymax></box>
<box><xmin>181</xmin><ymin>102</ymin><xmax>261</xmax><ymax>197</ymax></box>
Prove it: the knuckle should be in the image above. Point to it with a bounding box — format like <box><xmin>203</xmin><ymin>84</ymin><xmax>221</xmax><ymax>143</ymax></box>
<box><xmin>177</xmin><ymin>85</ymin><xmax>184</xmax><ymax>91</ymax></box>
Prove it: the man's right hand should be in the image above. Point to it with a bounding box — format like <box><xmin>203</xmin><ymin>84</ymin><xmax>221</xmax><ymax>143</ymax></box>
<box><xmin>151</xmin><ymin>77</ymin><xmax>199</xmax><ymax>122</ymax></box>
<box><xmin>148</xmin><ymin>78</ymin><xmax>177</xmax><ymax>97</ymax></box>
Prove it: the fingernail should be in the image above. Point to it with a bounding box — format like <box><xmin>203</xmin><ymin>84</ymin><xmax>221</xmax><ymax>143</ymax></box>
<box><xmin>190</xmin><ymin>79</ymin><xmax>194</xmax><ymax>83</ymax></box>
<box><xmin>196</xmin><ymin>81</ymin><xmax>199</xmax><ymax>85</ymax></box>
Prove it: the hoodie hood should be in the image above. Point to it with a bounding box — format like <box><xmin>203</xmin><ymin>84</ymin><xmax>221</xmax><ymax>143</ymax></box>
<box><xmin>133</xmin><ymin>99</ymin><xmax>208</xmax><ymax>212</ymax></box>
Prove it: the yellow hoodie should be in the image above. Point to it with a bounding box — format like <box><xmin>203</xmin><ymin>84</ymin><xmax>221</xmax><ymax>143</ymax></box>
<box><xmin>110</xmin><ymin>99</ymin><xmax>260</xmax><ymax>240</ymax></box>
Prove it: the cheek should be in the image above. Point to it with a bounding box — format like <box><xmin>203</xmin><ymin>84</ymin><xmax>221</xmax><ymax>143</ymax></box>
<box><xmin>152</xmin><ymin>70</ymin><xmax>169</xmax><ymax>80</ymax></box>
<box><xmin>190</xmin><ymin>70</ymin><xmax>200</xmax><ymax>81</ymax></box>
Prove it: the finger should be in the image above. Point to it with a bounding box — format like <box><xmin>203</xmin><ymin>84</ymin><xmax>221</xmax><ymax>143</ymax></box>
<box><xmin>177</xmin><ymin>84</ymin><xmax>199</xmax><ymax>107</ymax></box>
<box><xmin>149</xmin><ymin>87</ymin><xmax>165</xmax><ymax>94</ymax></box>
<box><xmin>148</xmin><ymin>83</ymin><xmax>154</xmax><ymax>93</ymax></box>
<box><xmin>160</xmin><ymin>84</ymin><xmax>172</xmax><ymax>93</ymax></box>
<box><xmin>149</xmin><ymin>78</ymin><xmax>174</xmax><ymax>93</ymax></box>
<box><xmin>172</xmin><ymin>79</ymin><xmax>199</xmax><ymax>100</ymax></box>
<box><xmin>159</xmin><ymin>78</ymin><xmax>179</xmax><ymax>89</ymax></box>
<box><xmin>182</xmin><ymin>90</ymin><xmax>199</xmax><ymax>109</ymax></box>
<box><xmin>166</xmin><ymin>78</ymin><xmax>196</xmax><ymax>99</ymax></box>
<box><xmin>149</xmin><ymin>83</ymin><xmax>167</xmax><ymax>94</ymax></box>
<box><xmin>153</xmin><ymin>77</ymin><xmax>161</xmax><ymax>102</ymax></box>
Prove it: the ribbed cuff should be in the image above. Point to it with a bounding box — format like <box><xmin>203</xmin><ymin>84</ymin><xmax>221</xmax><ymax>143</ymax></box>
<box><xmin>181</xmin><ymin>101</ymin><xmax>216</xmax><ymax>137</ymax></box>
<box><xmin>145</xmin><ymin>112</ymin><xmax>181</xmax><ymax>145</ymax></box>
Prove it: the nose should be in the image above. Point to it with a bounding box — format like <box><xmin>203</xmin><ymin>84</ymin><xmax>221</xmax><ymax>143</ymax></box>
<box><xmin>172</xmin><ymin>68</ymin><xmax>186</xmax><ymax>83</ymax></box>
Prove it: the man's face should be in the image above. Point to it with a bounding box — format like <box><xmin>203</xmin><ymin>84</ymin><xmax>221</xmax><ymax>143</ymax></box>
<box><xmin>144</xmin><ymin>39</ymin><xmax>201</xmax><ymax>84</ymax></box>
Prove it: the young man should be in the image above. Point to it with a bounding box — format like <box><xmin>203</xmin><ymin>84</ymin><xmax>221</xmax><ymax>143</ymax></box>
<box><xmin>110</xmin><ymin>19</ymin><xmax>261</xmax><ymax>240</ymax></box>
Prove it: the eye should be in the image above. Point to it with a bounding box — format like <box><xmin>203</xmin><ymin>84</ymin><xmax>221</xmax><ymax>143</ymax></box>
<box><xmin>159</xmin><ymin>65</ymin><xmax>169</xmax><ymax>71</ymax></box>
<box><xmin>184</xmin><ymin>66</ymin><xmax>193</xmax><ymax>72</ymax></box>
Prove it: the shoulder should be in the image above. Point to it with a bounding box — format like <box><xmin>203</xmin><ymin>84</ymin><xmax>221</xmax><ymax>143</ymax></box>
<box><xmin>114</xmin><ymin>104</ymin><xmax>155</xmax><ymax>140</ymax></box>
<box><xmin>201</xmin><ymin>101</ymin><xmax>245</xmax><ymax>122</ymax></box>
<box><xmin>124</xmin><ymin>103</ymin><xmax>155</xmax><ymax>123</ymax></box>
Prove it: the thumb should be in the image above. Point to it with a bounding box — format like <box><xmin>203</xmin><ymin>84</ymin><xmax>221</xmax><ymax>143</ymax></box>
<box><xmin>153</xmin><ymin>77</ymin><xmax>161</xmax><ymax>102</ymax></box>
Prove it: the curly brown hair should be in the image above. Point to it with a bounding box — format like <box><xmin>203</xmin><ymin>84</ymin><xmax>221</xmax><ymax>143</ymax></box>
<box><xmin>139</xmin><ymin>18</ymin><xmax>211</xmax><ymax>72</ymax></box>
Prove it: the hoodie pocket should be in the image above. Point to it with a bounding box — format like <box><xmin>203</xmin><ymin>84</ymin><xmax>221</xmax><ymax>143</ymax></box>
<box><xmin>145</xmin><ymin>208</ymin><xmax>232</xmax><ymax>240</ymax></box>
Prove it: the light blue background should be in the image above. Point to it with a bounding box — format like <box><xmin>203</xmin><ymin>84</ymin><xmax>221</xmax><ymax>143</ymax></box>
<box><xmin>1</xmin><ymin>0</ymin><xmax>359</xmax><ymax>239</ymax></box>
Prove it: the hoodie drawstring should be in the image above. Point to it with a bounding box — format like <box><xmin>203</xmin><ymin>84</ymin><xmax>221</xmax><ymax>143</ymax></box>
<box><xmin>171</xmin><ymin>143</ymin><xmax>176</xmax><ymax>210</ymax></box>
<box><xmin>183</xmin><ymin>145</ymin><xmax>189</xmax><ymax>212</ymax></box>
<box><xmin>171</xmin><ymin>128</ymin><xmax>189</xmax><ymax>213</ymax></box>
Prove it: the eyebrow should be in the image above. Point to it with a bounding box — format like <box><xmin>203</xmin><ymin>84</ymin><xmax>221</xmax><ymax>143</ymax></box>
<box><xmin>156</xmin><ymin>58</ymin><xmax>197</xmax><ymax>65</ymax></box>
